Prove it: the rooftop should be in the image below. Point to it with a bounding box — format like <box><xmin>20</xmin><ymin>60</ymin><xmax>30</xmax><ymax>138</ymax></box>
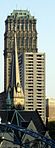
<box><xmin>7</xmin><ymin>10</ymin><xmax>36</xmax><ymax>20</ymax></box>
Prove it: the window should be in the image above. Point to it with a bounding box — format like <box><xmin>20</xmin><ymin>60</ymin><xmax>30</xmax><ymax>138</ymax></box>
<box><xmin>37</xmin><ymin>55</ymin><xmax>42</xmax><ymax>57</ymax></box>
<box><xmin>21</xmin><ymin>37</ymin><xmax>24</xmax><ymax>46</ymax></box>
<box><xmin>21</xmin><ymin>24</ymin><xmax>24</xmax><ymax>30</ymax></box>
<box><xmin>33</xmin><ymin>23</ymin><xmax>36</xmax><ymax>30</ymax></box>
<box><xmin>29</xmin><ymin>22</ymin><xmax>32</xmax><ymax>30</ymax></box>
<box><xmin>25</xmin><ymin>23</ymin><xmax>28</xmax><ymax>30</ymax></box>
<box><xmin>17</xmin><ymin>24</ymin><xmax>20</xmax><ymax>30</ymax></box>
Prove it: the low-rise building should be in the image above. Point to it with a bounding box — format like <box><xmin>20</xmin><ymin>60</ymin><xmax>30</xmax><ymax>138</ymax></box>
<box><xmin>46</xmin><ymin>98</ymin><xmax>55</xmax><ymax>121</ymax></box>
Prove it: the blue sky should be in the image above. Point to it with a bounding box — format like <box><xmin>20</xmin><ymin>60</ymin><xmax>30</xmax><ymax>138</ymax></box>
<box><xmin>0</xmin><ymin>0</ymin><xmax>55</xmax><ymax>98</ymax></box>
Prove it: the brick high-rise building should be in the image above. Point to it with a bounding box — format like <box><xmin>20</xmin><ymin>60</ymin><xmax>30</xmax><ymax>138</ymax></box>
<box><xmin>4</xmin><ymin>10</ymin><xmax>37</xmax><ymax>91</ymax></box>
<box><xmin>4</xmin><ymin>10</ymin><xmax>46</xmax><ymax>123</ymax></box>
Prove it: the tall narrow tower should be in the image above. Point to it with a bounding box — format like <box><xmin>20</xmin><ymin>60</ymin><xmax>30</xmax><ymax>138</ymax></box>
<box><xmin>4</xmin><ymin>10</ymin><xmax>37</xmax><ymax>91</ymax></box>
<box><xmin>6</xmin><ymin>25</ymin><xmax>24</xmax><ymax>107</ymax></box>
<box><xmin>4</xmin><ymin>10</ymin><xmax>46</xmax><ymax>123</ymax></box>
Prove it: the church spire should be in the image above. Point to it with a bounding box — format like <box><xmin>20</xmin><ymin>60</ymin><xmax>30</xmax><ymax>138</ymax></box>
<box><xmin>6</xmin><ymin>23</ymin><xmax>24</xmax><ymax>108</ymax></box>
<box><xmin>12</xmin><ymin>24</ymin><xmax>24</xmax><ymax>107</ymax></box>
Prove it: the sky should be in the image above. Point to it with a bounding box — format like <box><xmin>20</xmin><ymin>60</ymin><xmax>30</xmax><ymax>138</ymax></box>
<box><xmin>0</xmin><ymin>0</ymin><xmax>55</xmax><ymax>98</ymax></box>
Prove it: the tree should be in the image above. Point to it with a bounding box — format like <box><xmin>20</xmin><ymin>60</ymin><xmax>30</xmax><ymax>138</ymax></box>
<box><xmin>48</xmin><ymin>121</ymin><xmax>55</xmax><ymax>140</ymax></box>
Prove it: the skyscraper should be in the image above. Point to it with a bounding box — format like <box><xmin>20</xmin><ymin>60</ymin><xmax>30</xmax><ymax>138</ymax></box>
<box><xmin>4</xmin><ymin>10</ymin><xmax>37</xmax><ymax>91</ymax></box>
<box><xmin>4</xmin><ymin>10</ymin><xmax>46</xmax><ymax>123</ymax></box>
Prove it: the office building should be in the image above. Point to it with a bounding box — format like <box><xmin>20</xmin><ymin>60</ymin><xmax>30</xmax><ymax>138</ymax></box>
<box><xmin>4</xmin><ymin>10</ymin><xmax>46</xmax><ymax>123</ymax></box>
<box><xmin>4</xmin><ymin>10</ymin><xmax>37</xmax><ymax>91</ymax></box>
<box><xmin>18</xmin><ymin>52</ymin><xmax>45</xmax><ymax>122</ymax></box>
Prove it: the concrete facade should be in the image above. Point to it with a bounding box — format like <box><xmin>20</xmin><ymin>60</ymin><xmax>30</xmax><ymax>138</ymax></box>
<box><xmin>18</xmin><ymin>52</ymin><xmax>46</xmax><ymax>123</ymax></box>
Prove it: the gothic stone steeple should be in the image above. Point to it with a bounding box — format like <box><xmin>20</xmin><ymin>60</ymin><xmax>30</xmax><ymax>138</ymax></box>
<box><xmin>6</xmin><ymin>25</ymin><xmax>24</xmax><ymax>108</ymax></box>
